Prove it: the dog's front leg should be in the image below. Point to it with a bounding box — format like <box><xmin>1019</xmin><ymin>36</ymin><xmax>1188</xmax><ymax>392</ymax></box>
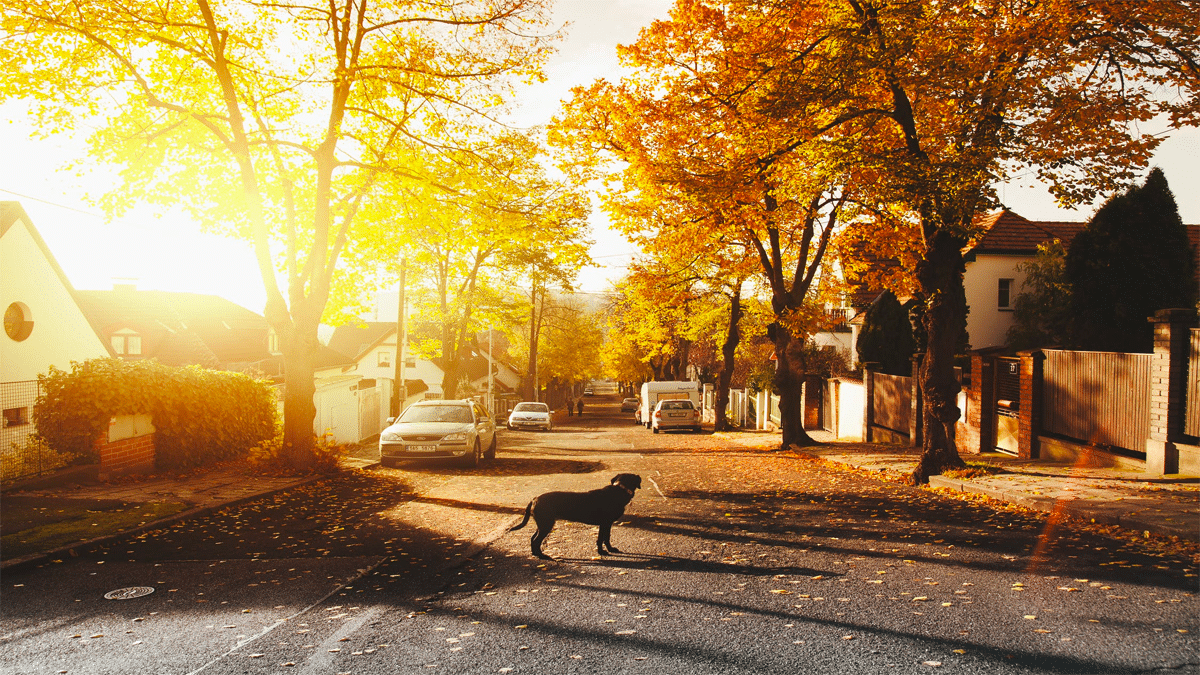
<box><xmin>597</xmin><ymin>523</ymin><xmax>621</xmax><ymax>555</ymax></box>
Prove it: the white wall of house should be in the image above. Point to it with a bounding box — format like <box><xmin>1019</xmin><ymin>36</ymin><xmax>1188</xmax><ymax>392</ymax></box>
<box><xmin>813</xmin><ymin>330</ymin><xmax>857</xmax><ymax>361</ymax></box>
<box><xmin>2</xmin><ymin>218</ymin><xmax>109</xmax><ymax>383</ymax></box>
<box><xmin>355</xmin><ymin>338</ymin><xmax>445</xmax><ymax>399</ymax></box>
<box><xmin>963</xmin><ymin>253</ymin><xmax>1028</xmax><ymax>350</ymax></box>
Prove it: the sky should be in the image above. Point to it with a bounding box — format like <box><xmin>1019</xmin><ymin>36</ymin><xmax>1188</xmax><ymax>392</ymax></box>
<box><xmin>3</xmin><ymin>0</ymin><xmax>1197</xmax><ymax>315</ymax></box>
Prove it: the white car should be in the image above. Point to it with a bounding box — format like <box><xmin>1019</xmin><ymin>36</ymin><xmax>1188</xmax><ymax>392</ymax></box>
<box><xmin>379</xmin><ymin>399</ymin><xmax>497</xmax><ymax>468</ymax></box>
<box><xmin>507</xmin><ymin>402</ymin><xmax>553</xmax><ymax>431</ymax></box>
<box><xmin>652</xmin><ymin>399</ymin><xmax>701</xmax><ymax>433</ymax></box>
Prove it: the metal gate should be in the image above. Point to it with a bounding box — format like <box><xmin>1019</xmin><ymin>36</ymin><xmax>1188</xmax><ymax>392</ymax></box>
<box><xmin>995</xmin><ymin>357</ymin><xmax>1020</xmax><ymax>454</ymax></box>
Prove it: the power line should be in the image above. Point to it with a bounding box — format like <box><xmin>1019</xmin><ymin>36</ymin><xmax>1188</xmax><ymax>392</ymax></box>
<box><xmin>0</xmin><ymin>188</ymin><xmax>103</xmax><ymax>218</ymax></box>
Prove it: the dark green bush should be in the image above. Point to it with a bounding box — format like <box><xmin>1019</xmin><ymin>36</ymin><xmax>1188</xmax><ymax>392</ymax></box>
<box><xmin>35</xmin><ymin>359</ymin><xmax>277</xmax><ymax>471</ymax></box>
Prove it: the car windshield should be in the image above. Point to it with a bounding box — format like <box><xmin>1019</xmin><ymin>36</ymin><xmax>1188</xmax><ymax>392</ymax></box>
<box><xmin>398</xmin><ymin>405</ymin><xmax>472</xmax><ymax>424</ymax></box>
<box><xmin>660</xmin><ymin>400</ymin><xmax>694</xmax><ymax>410</ymax></box>
<box><xmin>513</xmin><ymin>403</ymin><xmax>549</xmax><ymax>413</ymax></box>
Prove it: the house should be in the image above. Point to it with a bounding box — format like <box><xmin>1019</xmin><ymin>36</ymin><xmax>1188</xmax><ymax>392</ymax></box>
<box><xmin>328</xmin><ymin>322</ymin><xmax>446</xmax><ymax>406</ymax></box>
<box><xmin>844</xmin><ymin>209</ymin><xmax>1200</xmax><ymax>354</ymax></box>
<box><xmin>1</xmin><ymin>201</ymin><xmax>113</xmax><ymax>452</ymax></box>
<box><xmin>75</xmin><ymin>283</ymin><xmax>278</xmax><ymax>372</ymax></box>
<box><xmin>963</xmin><ymin>210</ymin><xmax>1200</xmax><ymax>349</ymax></box>
<box><xmin>326</xmin><ymin>322</ymin><xmax>523</xmax><ymax>414</ymax></box>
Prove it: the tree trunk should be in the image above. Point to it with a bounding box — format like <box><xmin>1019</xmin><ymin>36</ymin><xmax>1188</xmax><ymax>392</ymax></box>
<box><xmin>279</xmin><ymin>321</ymin><xmax>319</xmax><ymax>470</ymax></box>
<box><xmin>911</xmin><ymin>228</ymin><xmax>968</xmax><ymax>483</ymax></box>
<box><xmin>713</xmin><ymin>284</ymin><xmax>743</xmax><ymax>432</ymax></box>
<box><xmin>770</xmin><ymin>322</ymin><xmax>815</xmax><ymax>449</ymax></box>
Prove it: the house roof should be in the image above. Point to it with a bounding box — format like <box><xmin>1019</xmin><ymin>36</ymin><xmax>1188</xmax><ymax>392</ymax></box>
<box><xmin>1</xmin><ymin>201</ymin><xmax>114</xmax><ymax>356</ymax></box>
<box><xmin>967</xmin><ymin>210</ymin><xmax>1086</xmax><ymax>256</ymax></box>
<box><xmin>75</xmin><ymin>288</ymin><xmax>272</xmax><ymax>368</ymax></box>
<box><xmin>327</xmin><ymin>321</ymin><xmax>397</xmax><ymax>360</ymax></box>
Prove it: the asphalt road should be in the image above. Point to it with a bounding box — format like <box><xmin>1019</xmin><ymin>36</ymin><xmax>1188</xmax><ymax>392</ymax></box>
<box><xmin>2</xmin><ymin>396</ymin><xmax>1197</xmax><ymax>675</ymax></box>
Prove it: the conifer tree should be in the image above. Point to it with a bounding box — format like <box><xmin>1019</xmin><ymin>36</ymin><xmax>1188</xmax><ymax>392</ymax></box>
<box><xmin>1067</xmin><ymin>168</ymin><xmax>1197</xmax><ymax>353</ymax></box>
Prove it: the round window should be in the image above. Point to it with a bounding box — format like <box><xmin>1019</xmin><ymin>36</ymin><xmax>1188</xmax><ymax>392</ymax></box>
<box><xmin>4</xmin><ymin>302</ymin><xmax>33</xmax><ymax>341</ymax></box>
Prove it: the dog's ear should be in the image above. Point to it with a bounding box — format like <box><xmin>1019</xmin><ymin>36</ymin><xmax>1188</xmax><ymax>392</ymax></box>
<box><xmin>614</xmin><ymin>473</ymin><xmax>641</xmax><ymax>490</ymax></box>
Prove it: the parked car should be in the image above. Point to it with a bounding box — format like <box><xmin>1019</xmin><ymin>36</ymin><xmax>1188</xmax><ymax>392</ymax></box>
<box><xmin>379</xmin><ymin>399</ymin><xmax>497</xmax><ymax>467</ymax></box>
<box><xmin>507</xmin><ymin>401</ymin><xmax>553</xmax><ymax>431</ymax></box>
<box><xmin>620</xmin><ymin>397</ymin><xmax>639</xmax><ymax>413</ymax></box>
<box><xmin>652</xmin><ymin>399</ymin><xmax>701</xmax><ymax>433</ymax></box>
<box><xmin>584</xmin><ymin>387</ymin><xmax>594</xmax><ymax>396</ymax></box>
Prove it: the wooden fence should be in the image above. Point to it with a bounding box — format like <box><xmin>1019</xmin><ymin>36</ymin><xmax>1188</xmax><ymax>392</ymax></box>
<box><xmin>871</xmin><ymin>371</ymin><xmax>911</xmax><ymax>435</ymax></box>
<box><xmin>1042</xmin><ymin>349</ymin><xmax>1151</xmax><ymax>454</ymax></box>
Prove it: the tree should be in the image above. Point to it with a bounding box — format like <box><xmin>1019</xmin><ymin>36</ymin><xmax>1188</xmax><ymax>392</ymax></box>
<box><xmin>857</xmin><ymin>290</ymin><xmax>916</xmax><ymax>376</ymax></box>
<box><xmin>1005</xmin><ymin>240</ymin><xmax>1073</xmax><ymax>351</ymax></box>
<box><xmin>771</xmin><ymin>0</ymin><xmax>1200</xmax><ymax>482</ymax></box>
<box><xmin>554</xmin><ymin>0</ymin><xmax>864</xmax><ymax>448</ymax></box>
<box><xmin>390</xmin><ymin>140</ymin><xmax>590</xmax><ymax>400</ymax></box>
<box><xmin>2</xmin><ymin>0</ymin><xmax>556</xmax><ymax>468</ymax></box>
<box><xmin>1067</xmin><ymin>168</ymin><xmax>1197</xmax><ymax>353</ymax></box>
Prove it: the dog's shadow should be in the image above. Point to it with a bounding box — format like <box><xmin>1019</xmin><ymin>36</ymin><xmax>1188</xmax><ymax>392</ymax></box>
<box><xmin>558</xmin><ymin>552</ymin><xmax>835</xmax><ymax>578</ymax></box>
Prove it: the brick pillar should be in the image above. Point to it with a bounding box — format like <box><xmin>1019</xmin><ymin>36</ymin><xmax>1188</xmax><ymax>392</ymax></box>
<box><xmin>972</xmin><ymin>350</ymin><xmax>998</xmax><ymax>455</ymax></box>
<box><xmin>1017</xmin><ymin>349</ymin><xmax>1044</xmax><ymax>460</ymax></box>
<box><xmin>862</xmin><ymin>362</ymin><xmax>879</xmax><ymax>442</ymax></box>
<box><xmin>1146</xmin><ymin>308</ymin><xmax>1196</xmax><ymax>475</ymax></box>
<box><xmin>910</xmin><ymin>354</ymin><xmax>923</xmax><ymax>447</ymax></box>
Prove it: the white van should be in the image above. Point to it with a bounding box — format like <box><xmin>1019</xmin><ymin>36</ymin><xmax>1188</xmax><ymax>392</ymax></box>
<box><xmin>639</xmin><ymin>381</ymin><xmax>701</xmax><ymax>428</ymax></box>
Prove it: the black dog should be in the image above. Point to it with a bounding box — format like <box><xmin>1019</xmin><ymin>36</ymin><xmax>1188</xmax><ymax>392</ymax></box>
<box><xmin>509</xmin><ymin>473</ymin><xmax>641</xmax><ymax>559</ymax></box>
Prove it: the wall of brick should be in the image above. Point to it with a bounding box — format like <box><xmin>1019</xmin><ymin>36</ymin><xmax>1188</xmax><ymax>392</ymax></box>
<box><xmin>94</xmin><ymin>421</ymin><xmax>155</xmax><ymax>479</ymax></box>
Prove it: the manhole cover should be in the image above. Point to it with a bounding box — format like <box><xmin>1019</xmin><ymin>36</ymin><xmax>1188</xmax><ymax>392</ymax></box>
<box><xmin>104</xmin><ymin>587</ymin><xmax>156</xmax><ymax>600</ymax></box>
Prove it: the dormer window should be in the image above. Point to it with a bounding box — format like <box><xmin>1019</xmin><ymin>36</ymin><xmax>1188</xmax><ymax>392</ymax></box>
<box><xmin>111</xmin><ymin>328</ymin><xmax>142</xmax><ymax>356</ymax></box>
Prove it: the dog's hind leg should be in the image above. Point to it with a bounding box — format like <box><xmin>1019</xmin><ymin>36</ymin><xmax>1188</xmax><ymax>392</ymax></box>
<box><xmin>530</xmin><ymin>528</ymin><xmax>553</xmax><ymax>560</ymax></box>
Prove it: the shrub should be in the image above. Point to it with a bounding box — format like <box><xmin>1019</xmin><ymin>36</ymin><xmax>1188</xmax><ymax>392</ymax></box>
<box><xmin>35</xmin><ymin>358</ymin><xmax>277</xmax><ymax>471</ymax></box>
<box><xmin>247</xmin><ymin>432</ymin><xmax>347</xmax><ymax>475</ymax></box>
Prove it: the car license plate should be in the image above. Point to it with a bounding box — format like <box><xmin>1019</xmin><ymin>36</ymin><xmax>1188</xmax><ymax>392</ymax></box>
<box><xmin>409</xmin><ymin>444</ymin><xmax>437</xmax><ymax>453</ymax></box>
<box><xmin>669</xmin><ymin>412</ymin><xmax>685</xmax><ymax>418</ymax></box>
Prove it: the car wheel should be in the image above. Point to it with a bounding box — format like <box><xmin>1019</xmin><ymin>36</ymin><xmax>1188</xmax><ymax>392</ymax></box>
<box><xmin>485</xmin><ymin>435</ymin><xmax>497</xmax><ymax>460</ymax></box>
<box><xmin>462</xmin><ymin>440</ymin><xmax>481</xmax><ymax>468</ymax></box>
<box><xmin>507</xmin><ymin>423</ymin><xmax>514</xmax><ymax>430</ymax></box>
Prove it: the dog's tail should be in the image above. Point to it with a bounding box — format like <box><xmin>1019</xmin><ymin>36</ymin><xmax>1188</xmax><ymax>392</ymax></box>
<box><xmin>509</xmin><ymin>501</ymin><xmax>533</xmax><ymax>531</ymax></box>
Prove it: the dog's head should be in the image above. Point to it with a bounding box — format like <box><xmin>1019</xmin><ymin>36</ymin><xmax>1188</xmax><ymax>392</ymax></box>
<box><xmin>611</xmin><ymin>473</ymin><xmax>642</xmax><ymax>494</ymax></box>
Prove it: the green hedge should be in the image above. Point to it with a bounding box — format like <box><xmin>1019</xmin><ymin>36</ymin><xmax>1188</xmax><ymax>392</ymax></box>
<box><xmin>35</xmin><ymin>359</ymin><xmax>277</xmax><ymax>471</ymax></box>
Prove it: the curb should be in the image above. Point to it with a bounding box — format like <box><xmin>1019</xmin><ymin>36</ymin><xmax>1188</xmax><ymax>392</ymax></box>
<box><xmin>793</xmin><ymin>450</ymin><xmax>1199</xmax><ymax>544</ymax></box>
<box><xmin>0</xmin><ymin>474</ymin><xmax>324</xmax><ymax>574</ymax></box>
<box><xmin>925</xmin><ymin>474</ymin><xmax>1199</xmax><ymax>542</ymax></box>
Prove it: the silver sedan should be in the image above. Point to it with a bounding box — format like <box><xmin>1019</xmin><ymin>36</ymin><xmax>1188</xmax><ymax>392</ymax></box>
<box><xmin>379</xmin><ymin>399</ymin><xmax>497</xmax><ymax>467</ymax></box>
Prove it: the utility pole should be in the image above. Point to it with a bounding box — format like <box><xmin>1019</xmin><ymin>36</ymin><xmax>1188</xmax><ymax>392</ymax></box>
<box><xmin>390</xmin><ymin>258</ymin><xmax>407</xmax><ymax>417</ymax></box>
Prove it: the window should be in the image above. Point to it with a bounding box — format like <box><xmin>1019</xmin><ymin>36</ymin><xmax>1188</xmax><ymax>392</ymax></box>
<box><xmin>4</xmin><ymin>302</ymin><xmax>33</xmax><ymax>341</ymax></box>
<box><xmin>404</xmin><ymin>357</ymin><xmax>416</xmax><ymax>368</ymax></box>
<box><xmin>111</xmin><ymin>328</ymin><xmax>142</xmax><ymax>356</ymax></box>
<box><xmin>378</xmin><ymin>351</ymin><xmax>391</xmax><ymax>367</ymax></box>
<box><xmin>268</xmin><ymin>328</ymin><xmax>281</xmax><ymax>355</ymax></box>
<box><xmin>3</xmin><ymin>407</ymin><xmax>29</xmax><ymax>428</ymax></box>
<box><xmin>998</xmin><ymin>278</ymin><xmax>1014</xmax><ymax>310</ymax></box>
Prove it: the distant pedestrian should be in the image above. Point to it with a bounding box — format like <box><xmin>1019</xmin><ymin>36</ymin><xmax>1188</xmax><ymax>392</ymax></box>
<box><xmin>576</xmin><ymin>398</ymin><xmax>584</xmax><ymax>416</ymax></box>
<box><xmin>567</xmin><ymin>398</ymin><xmax>574</xmax><ymax>416</ymax></box>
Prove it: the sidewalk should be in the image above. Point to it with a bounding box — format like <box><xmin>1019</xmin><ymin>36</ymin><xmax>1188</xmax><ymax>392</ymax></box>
<box><xmin>785</xmin><ymin>430</ymin><xmax>1199</xmax><ymax>543</ymax></box>
<box><xmin>0</xmin><ymin>466</ymin><xmax>320</xmax><ymax>571</ymax></box>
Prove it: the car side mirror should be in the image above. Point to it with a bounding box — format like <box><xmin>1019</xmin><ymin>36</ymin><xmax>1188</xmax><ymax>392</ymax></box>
<box><xmin>386</xmin><ymin>417</ymin><xmax>395</xmax><ymax>425</ymax></box>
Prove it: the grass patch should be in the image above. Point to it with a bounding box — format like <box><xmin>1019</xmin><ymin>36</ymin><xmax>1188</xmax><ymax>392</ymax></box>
<box><xmin>943</xmin><ymin>461</ymin><xmax>1007</xmax><ymax>480</ymax></box>
<box><xmin>1</xmin><ymin>501</ymin><xmax>188</xmax><ymax>558</ymax></box>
